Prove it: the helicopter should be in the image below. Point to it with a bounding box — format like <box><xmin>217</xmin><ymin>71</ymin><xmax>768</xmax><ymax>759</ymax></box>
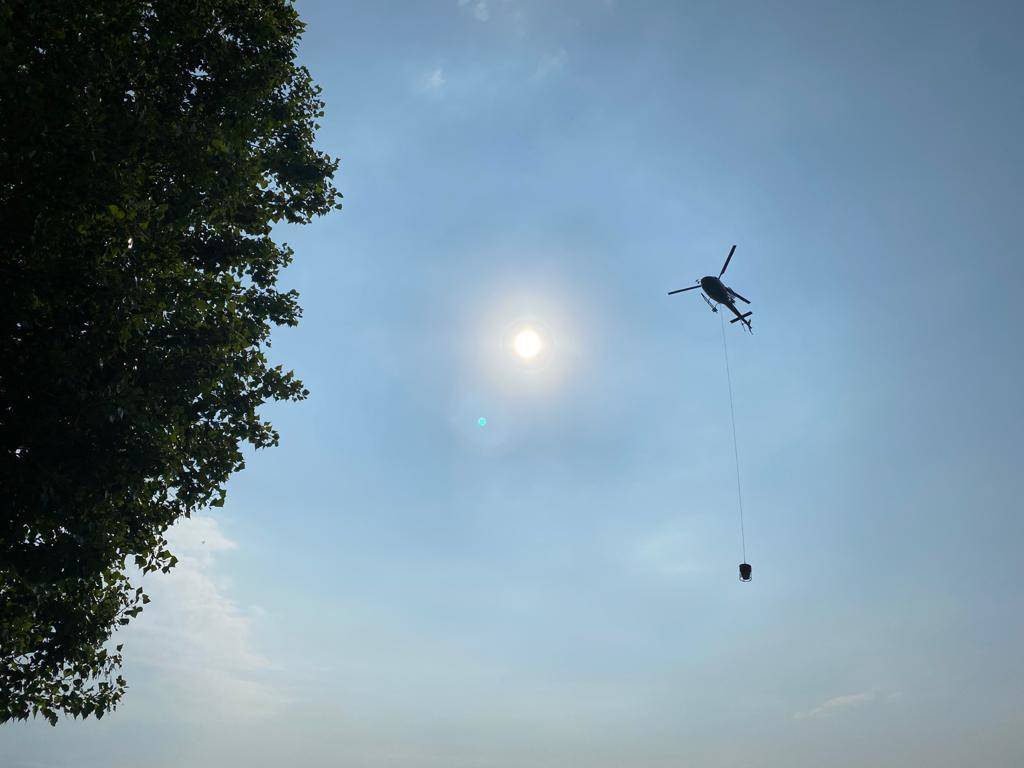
<box><xmin>668</xmin><ymin>244</ymin><xmax>752</xmax><ymax>332</ymax></box>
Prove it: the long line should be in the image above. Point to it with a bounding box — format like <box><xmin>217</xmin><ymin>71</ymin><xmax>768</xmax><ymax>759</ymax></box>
<box><xmin>720</xmin><ymin>312</ymin><xmax>747</xmax><ymax>562</ymax></box>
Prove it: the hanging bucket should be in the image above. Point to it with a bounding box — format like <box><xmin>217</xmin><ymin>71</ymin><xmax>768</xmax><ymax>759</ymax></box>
<box><xmin>738</xmin><ymin>562</ymin><xmax>752</xmax><ymax>582</ymax></box>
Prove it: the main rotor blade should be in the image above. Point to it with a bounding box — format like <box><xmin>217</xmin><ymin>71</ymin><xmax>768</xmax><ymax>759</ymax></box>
<box><xmin>667</xmin><ymin>285</ymin><xmax>701</xmax><ymax>295</ymax></box>
<box><xmin>718</xmin><ymin>244</ymin><xmax>737</xmax><ymax>278</ymax></box>
<box><xmin>728</xmin><ymin>287</ymin><xmax>751</xmax><ymax>304</ymax></box>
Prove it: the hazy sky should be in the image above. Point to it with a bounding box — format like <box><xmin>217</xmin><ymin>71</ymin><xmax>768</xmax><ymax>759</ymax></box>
<box><xmin>5</xmin><ymin>1</ymin><xmax>1024</xmax><ymax>766</ymax></box>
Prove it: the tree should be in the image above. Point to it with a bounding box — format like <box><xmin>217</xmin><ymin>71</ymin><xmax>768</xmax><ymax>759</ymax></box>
<box><xmin>0</xmin><ymin>0</ymin><xmax>340</xmax><ymax>724</ymax></box>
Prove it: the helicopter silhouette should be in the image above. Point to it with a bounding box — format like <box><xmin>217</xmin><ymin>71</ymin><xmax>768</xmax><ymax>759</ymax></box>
<box><xmin>668</xmin><ymin>244</ymin><xmax>752</xmax><ymax>332</ymax></box>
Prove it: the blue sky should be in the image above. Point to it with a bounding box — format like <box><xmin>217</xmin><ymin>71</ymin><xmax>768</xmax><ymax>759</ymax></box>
<box><xmin>4</xmin><ymin>1</ymin><xmax>1024</xmax><ymax>765</ymax></box>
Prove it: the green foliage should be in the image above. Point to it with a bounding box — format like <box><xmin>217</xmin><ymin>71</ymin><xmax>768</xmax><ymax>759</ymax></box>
<box><xmin>0</xmin><ymin>0</ymin><xmax>340</xmax><ymax>724</ymax></box>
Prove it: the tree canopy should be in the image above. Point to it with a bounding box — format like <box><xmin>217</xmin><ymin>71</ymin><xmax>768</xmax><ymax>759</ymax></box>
<box><xmin>0</xmin><ymin>0</ymin><xmax>340</xmax><ymax>724</ymax></box>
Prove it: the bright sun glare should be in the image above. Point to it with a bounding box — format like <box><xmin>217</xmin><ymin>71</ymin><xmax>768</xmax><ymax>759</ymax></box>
<box><xmin>513</xmin><ymin>328</ymin><xmax>543</xmax><ymax>359</ymax></box>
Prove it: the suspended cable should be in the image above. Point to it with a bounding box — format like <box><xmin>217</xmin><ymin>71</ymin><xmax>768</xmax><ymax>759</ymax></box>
<box><xmin>720</xmin><ymin>312</ymin><xmax>747</xmax><ymax>565</ymax></box>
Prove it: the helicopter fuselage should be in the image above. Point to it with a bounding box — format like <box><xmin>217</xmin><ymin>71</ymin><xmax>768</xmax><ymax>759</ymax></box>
<box><xmin>700</xmin><ymin>276</ymin><xmax>732</xmax><ymax>305</ymax></box>
<box><xmin>667</xmin><ymin>245</ymin><xmax>751</xmax><ymax>331</ymax></box>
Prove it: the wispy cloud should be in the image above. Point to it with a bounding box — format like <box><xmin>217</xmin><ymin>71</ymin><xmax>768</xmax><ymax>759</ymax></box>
<box><xmin>535</xmin><ymin>48</ymin><xmax>568</xmax><ymax>81</ymax></box>
<box><xmin>126</xmin><ymin>516</ymin><xmax>283</xmax><ymax>719</ymax></box>
<box><xmin>417</xmin><ymin>66</ymin><xmax>446</xmax><ymax>93</ymax></box>
<box><xmin>632</xmin><ymin>539</ymin><xmax>698</xmax><ymax>577</ymax></box>
<box><xmin>794</xmin><ymin>692</ymin><xmax>874</xmax><ymax>720</ymax></box>
<box><xmin>628</xmin><ymin>522</ymin><xmax>706</xmax><ymax>578</ymax></box>
<box><xmin>459</xmin><ymin>0</ymin><xmax>490</xmax><ymax>22</ymax></box>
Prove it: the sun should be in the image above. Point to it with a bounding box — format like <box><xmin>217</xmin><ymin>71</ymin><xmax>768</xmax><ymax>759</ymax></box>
<box><xmin>513</xmin><ymin>328</ymin><xmax>543</xmax><ymax>359</ymax></box>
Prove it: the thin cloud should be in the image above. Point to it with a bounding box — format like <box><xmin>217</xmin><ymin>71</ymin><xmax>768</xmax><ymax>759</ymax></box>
<box><xmin>794</xmin><ymin>692</ymin><xmax>874</xmax><ymax>720</ymax></box>
<box><xmin>627</xmin><ymin>520</ymin><xmax>709</xmax><ymax>578</ymax></box>
<box><xmin>535</xmin><ymin>48</ymin><xmax>568</xmax><ymax>81</ymax></box>
<box><xmin>418</xmin><ymin>66</ymin><xmax>446</xmax><ymax>93</ymax></box>
<box><xmin>125</xmin><ymin>516</ymin><xmax>283</xmax><ymax>719</ymax></box>
<box><xmin>459</xmin><ymin>0</ymin><xmax>490</xmax><ymax>22</ymax></box>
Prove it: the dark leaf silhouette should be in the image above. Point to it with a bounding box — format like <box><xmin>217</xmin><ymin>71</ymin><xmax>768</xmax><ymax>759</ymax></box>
<box><xmin>0</xmin><ymin>0</ymin><xmax>341</xmax><ymax>724</ymax></box>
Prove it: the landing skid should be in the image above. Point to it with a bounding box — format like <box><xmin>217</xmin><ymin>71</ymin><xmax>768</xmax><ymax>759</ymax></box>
<box><xmin>701</xmin><ymin>294</ymin><xmax>718</xmax><ymax>313</ymax></box>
